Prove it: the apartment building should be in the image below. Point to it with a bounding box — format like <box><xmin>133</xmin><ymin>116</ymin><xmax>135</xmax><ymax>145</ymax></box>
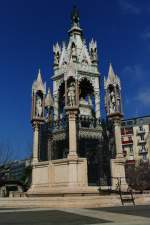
<box><xmin>121</xmin><ymin>116</ymin><xmax>150</xmax><ymax>164</ymax></box>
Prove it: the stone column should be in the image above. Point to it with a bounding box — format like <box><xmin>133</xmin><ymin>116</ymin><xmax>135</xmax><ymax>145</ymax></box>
<box><xmin>54</xmin><ymin>94</ymin><xmax>59</xmax><ymax>121</ymax></box>
<box><xmin>67</xmin><ymin>108</ymin><xmax>78</xmax><ymax>159</ymax></box>
<box><xmin>114</xmin><ymin>120</ymin><xmax>124</xmax><ymax>158</ymax></box>
<box><xmin>32</xmin><ymin>123</ymin><xmax>39</xmax><ymax>163</ymax></box>
<box><xmin>65</xmin><ymin>80</ymin><xmax>67</xmax><ymax>106</ymax></box>
<box><xmin>110</xmin><ymin>117</ymin><xmax>128</xmax><ymax>191</ymax></box>
<box><xmin>95</xmin><ymin>91</ymin><xmax>100</xmax><ymax>119</ymax></box>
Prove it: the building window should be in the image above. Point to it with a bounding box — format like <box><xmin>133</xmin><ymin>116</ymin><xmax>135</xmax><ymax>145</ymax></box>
<box><xmin>127</xmin><ymin>121</ymin><xmax>133</xmax><ymax>126</ymax></box>
<box><xmin>143</xmin><ymin>154</ymin><xmax>147</xmax><ymax>161</ymax></box>
<box><xmin>121</xmin><ymin>128</ymin><xmax>125</xmax><ymax>135</ymax></box>
<box><xmin>121</xmin><ymin>122</ymin><xmax>126</xmax><ymax>126</ymax></box>
<box><xmin>128</xmin><ymin>136</ymin><xmax>132</xmax><ymax>141</ymax></box>
<box><xmin>129</xmin><ymin>146</ymin><xmax>133</xmax><ymax>153</ymax></box>
<box><xmin>126</xmin><ymin>127</ymin><xmax>133</xmax><ymax>135</ymax></box>
<box><xmin>140</xmin><ymin>134</ymin><xmax>144</xmax><ymax>140</ymax></box>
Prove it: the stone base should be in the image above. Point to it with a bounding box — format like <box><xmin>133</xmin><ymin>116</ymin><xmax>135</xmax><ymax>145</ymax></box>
<box><xmin>2</xmin><ymin>193</ymin><xmax>150</xmax><ymax>208</ymax></box>
<box><xmin>28</xmin><ymin>157</ymin><xmax>88</xmax><ymax>196</ymax></box>
<box><xmin>111</xmin><ymin>157</ymin><xmax>128</xmax><ymax>191</ymax></box>
<box><xmin>27</xmin><ymin>186</ymin><xmax>101</xmax><ymax>197</ymax></box>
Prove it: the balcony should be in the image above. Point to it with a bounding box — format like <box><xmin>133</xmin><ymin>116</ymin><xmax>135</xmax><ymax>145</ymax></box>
<box><xmin>122</xmin><ymin>139</ymin><xmax>133</xmax><ymax>145</ymax></box>
<box><xmin>139</xmin><ymin>148</ymin><xmax>148</xmax><ymax>155</ymax></box>
<box><xmin>126</xmin><ymin>159</ymin><xmax>135</xmax><ymax>165</ymax></box>
<box><xmin>137</xmin><ymin>139</ymin><xmax>146</xmax><ymax>145</ymax></box>
<box><xmin>136</xmin><ymin>128</ymin><xmax>145</xmax><ymax>135</ymax></box>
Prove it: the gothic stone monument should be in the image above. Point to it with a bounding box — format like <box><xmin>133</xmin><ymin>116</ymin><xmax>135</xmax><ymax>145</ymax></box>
<box><xmin>28</xmin><ymin>7</ymin><xmax>127</xmax><ymax>195</ymax></box>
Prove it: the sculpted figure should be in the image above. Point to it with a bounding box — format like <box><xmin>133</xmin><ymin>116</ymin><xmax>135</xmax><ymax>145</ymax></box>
<box><xmin>109</xmin><ymin>90</ymin><xmax>116</xmax><ymax>113</ymax></box>
<box><xmin>117</xmin><ymin>96</ymin><xmax>121</xmax><ymax>112</ymax></box>
<box><xmin>72</xmin><ymin>45</ymin><xmax>76</xmax><ymax>57</ymax></box>
<box><xmin>67</xmin><ymin>82</ymin><xmax>76</xmax><ymax>106</ymax></box>
<box><xmin>116</xmin><ymin>89</ymin><xmax>121</xmax><ymax>112</ymax></box>
<box><xmin>36</xmin><ymin>96</ymin><xmax>43</xmax><ymax>117</ymax></box>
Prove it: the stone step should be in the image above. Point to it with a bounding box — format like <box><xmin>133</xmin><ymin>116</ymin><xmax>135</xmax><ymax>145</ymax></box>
<box><xmin>0</xmin><ymin>194</ymin><xmax>149</xmax><ymax>208</ymax></box>
<box><xmin>0</xmin><ymin>195</ymin><xmax>121</xmax><ymax>208</ymax></box>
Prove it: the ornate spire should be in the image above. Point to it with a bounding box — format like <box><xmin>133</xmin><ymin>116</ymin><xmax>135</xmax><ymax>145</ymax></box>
<box><xmin>104</xmin><ymin>63</ymin><xmax>121</xmax><ymax>89</ymax></box>
<box><xmin>71</xmin><ymin>6</ymin><xmax>80</xmax><ymax>27</ymax></box>
<box><xmin>68</xmin><ymin>6</ymin><xmax>82</xmax><ymax>37</ymax></box>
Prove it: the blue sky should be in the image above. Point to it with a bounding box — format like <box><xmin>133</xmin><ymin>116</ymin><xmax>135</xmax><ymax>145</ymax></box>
<box><xmin>0</xmin><ymin>0</ymin><xmax>150</xmax><ymax>159</ymax></box>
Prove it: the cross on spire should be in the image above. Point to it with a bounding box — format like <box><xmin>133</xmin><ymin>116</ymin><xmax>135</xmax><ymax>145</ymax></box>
<box><xmin>71</xmin><ymin>6</ymin><xmax>80</xmax><ymax>27</ymax></box>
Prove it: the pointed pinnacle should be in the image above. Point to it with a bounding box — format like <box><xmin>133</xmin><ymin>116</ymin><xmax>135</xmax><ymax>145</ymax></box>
<box><xmin>37</xmin><ymin>68</ymin><xmax>42</xmax><ymax>81</ymax></box>
<box><xmin>108</xmin><ymin>63</ymin><xmax>115</xmax><ymax>80</ymax></box>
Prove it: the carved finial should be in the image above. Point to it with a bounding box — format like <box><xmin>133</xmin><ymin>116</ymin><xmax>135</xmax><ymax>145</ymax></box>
<box><xmin>89</xmin><ymin>39</ymin><xmax>98</xmax><ymax>64</ymax></box>
<box><xmin>53</xmin><ymin>42</ymin><xmax>61</xmax><ymax>67</ymax></box>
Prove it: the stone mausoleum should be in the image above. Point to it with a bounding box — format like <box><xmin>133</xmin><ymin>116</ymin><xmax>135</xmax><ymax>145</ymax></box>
<box><xmin>28</xmin><ymin>7</ymin><xmax>127</xmax><ymax>195</ymax></box>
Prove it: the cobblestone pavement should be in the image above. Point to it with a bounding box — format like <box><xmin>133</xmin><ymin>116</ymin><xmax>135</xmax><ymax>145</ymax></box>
<box><xmin>0</xmin><ymin>205</ymin><xmax>150</xmax><ymax>225</ymax></box>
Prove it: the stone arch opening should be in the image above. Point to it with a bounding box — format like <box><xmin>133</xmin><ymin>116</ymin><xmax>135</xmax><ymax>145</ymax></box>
<box><xmin>58</xmin><ymin>81</ymin><xmax>65</xmax><ymax>118</ymax></box>
<box><xmin>79</xmin><ymin>78</ymin><xmax>95</xmax><ymax>118</ymax></box>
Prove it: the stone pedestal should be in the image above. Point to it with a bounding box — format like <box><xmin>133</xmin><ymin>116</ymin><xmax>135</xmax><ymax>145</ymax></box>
<box><xmin>28</xmin><ymin>158</ymin><xmax>88</xmax><ymax>195</ymax></box>
<box><xmin>111</xmin><ymin>157</ymin><xmax>128</xmax><ymax>191</ymax></box>
<box><xmin>28</xmin><ymin>106</ymin><xmax>89</xmax><ymax>195</ymax></box>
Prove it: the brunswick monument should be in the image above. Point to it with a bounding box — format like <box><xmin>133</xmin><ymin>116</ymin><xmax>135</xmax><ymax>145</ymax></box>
<box><xmin>28</xmin><ymin>7</ymin><xmax>127</xmax><ymax>195</ymax></box>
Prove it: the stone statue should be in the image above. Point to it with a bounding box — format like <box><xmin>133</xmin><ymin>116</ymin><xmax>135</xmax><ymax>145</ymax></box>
<box><xmin>53</xmin><ymin>43</ymin><xmax>61</xmax><ymax>65</ymax></box>
<box><xmin>116</xmin><ymin>89</ymin><xmax>121</xmax><ymax>112</ymax></box>
<box><xmin>117</xmin><ymin>96</ymin><xmax>121</xmax><ymax>112</ymax></box>
<box><xmin>36</xmin><ymin>96</ymin><xmax>43</xmax><ymax>117</ymax></box>
<box><xmin>72</xmin><ymin>45</ymin><xmax>76</xmax><ymax>56</ymax></box>
<box><xmin>109</xmin><ymin>90</ymin><xmax>116</xmax><ymax>113</ymax></box>
<box><xmin>67</xmin><ymin>82</ymin><xmax>76</xmax><ymax>106</ymax></box>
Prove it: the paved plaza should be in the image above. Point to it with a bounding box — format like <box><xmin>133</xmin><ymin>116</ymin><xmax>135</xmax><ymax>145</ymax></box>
<box><xmin>0</xmin><ymin>205</ymin><xmax>150</xmax><ymax>225</ymax></box>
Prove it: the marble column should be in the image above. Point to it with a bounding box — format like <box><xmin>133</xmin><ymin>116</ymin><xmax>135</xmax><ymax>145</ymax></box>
<box><xmin>32</xmin><ymin>123</ymin><xmax>39</xmax><ymax>163</ymax></box>
<box><xmin>95</xmin><ymin>91</ymin><xmax>100</xmax><ymax>120</ymax></box>
<box><xmin>54</xmin><ymin>94</ymin><xmax>59</xmax><ymax>121</ymax></box>
<box><xmin>65</xmin><ymin>80</ymin><xmax>67</xmax><ymax>106</ymax></box>
<box><xmin>114</xmin><ymin>120</ymin><xmax>124</xmax><ymax>158</ymax></box>
<box><xmin>67</xmin><ymin>109</ymin><xmax>78</xmax><ymax>159</ymax></box>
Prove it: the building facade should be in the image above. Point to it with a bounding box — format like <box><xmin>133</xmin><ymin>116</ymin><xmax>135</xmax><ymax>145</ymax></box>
<box><xmin>121</xmin><ymin>116</ymin><xmax>150</xmax><ymax>163</ymax></box>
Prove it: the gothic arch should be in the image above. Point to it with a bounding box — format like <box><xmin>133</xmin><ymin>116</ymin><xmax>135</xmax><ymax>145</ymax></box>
<box><xmin>79</xmin><ymin>77</ymin><xmax>94</xmax><ymax>97</ymax></box>
<box><xmin>78</xmin><ymin>77</ymin><xmax>94</xmax><ymax>91</ymax></box>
